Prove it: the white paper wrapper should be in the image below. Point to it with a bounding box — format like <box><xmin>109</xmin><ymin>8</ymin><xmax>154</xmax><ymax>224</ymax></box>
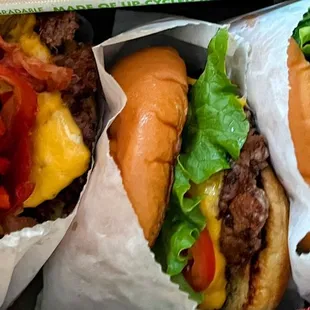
<box><xmin>36</xmin><ymin>18</ymin><xmax>251</xmax><ymax>310</ymax></box>
<box><xmin>0</xmin><ymin>15</ymin><xmax>102</xmax><ymax>310</ymax></box>
<box><xmin>226</xmin><ymin>0</ymin><xmax>310</xmax><ymax>303</ymax></box>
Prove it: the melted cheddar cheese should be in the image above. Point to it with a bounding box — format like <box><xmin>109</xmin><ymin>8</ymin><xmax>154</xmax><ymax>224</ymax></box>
<box><xmin>6</xmin><ymin>14</ymin><xmax>51</xmax><ymax>63</ymax></box>
<box><xmin>24</xmin><ymin>92</ymin><xmax>91</xmax><ymax>208</ymax></box>
<box><xmin>19</xmin><ymin>33</ymin><xmax>52</xmax><ymax>63</ymax></box>
<box><xmin>6</xmin><ymin>14</ymin><xmax>36</xmax><ymax>42</ymax></box>
<box><xmin>190</xmin><ymin>172</ymin><xmax>227</xmax><ymax>310</ymax></box>
<box><xmin>187</xmin><ymin>76</ymin><xmax>197</xmax><ymax>86</ymax></box>
<box><xmin>239</xmin><ymin>96</ymin><xmax>247</xmax><ymax>107</ymax></box>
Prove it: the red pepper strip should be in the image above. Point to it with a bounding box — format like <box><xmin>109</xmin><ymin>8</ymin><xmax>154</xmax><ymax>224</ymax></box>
<box><xmin>10</xmin><ymin>135</ymin><xmax>35</xmax><ymax>205</ymax></box>
<box><xmin>0</xmin><ymin>158</ymin><xmax>9</xmax><ymax>175</ymax></box>
<box><xmin>0</xmin><ymin>67</ymin><xmax>37</xmax><ymax>153</ymax></box>
<box><xmin>0</xmin><ymin>64</ymin><xmax>37</xmax><ymax>212</ymax></box>
<box><xmin>183</xmin><ymin>228</ymin><xmax>216</xmax><ymax>292</ymax></box>
<box><xmin>0</xmin><ymin>116</ymin><xmax>6</xmax><ymax>136</ymax></box>
<box><xmin>0</xmin><ymin>186</ymin><xmax>10</xmax><ymax>209</ymax></box>
<box><xmin>0</xmin><ymin>36</ymin><xmax>73</xmax><ymax>92</ymax></box>
<box><xmin>0</xmin><ymin>91</ymin><xmax>13</xmax><ymax>106</ymax></box>
<box><xmin>0</xmin><ymin>38</ymin><xmax>17</xmax><ymax>53</ymax></box>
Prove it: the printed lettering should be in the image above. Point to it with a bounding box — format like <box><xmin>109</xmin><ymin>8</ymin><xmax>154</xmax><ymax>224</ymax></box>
<box><xmin>53</xmin><ymin>6</ymin><xmax>65</xmax><ymax>11</ymax></box>
<box><xmin>75</xmin><ymin>4</ymin><xmax>93</xmax><ymax>9</ymax></box>
<box><xmin>121</xmin><ymin>1</ymin><xmax>133</xmax><ymax>6</ymax></box>
<box><xmin>98</xmin><ymin>3</ymin><xmax>110</xmax><ymax>7</ymax></box>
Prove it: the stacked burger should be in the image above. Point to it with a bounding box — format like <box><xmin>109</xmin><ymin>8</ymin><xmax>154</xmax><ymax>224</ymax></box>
<box><xmin>108</xmin><ymin>28</ymin><xmax>290</xmax><ymax>309</ymax></box>
<box><xmin>0</xmin><ymin>12</ymin><xmax>98</xmax><ymax>235</ymax></box>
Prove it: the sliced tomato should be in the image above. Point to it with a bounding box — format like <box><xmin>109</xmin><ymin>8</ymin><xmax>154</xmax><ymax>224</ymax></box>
<box><xmin>0</xmin><ymin>36</ymin><xmax>73</xmax><ymax>92</ymax></box>
<box><xmin>9</xmin><ymin>135</ymin><xmax>35</xmax><ymax>205</ymax></box>
<box><xmin>183</xmin><ymin>228</ymin><xmax>216</xmax><ymax>292</ymax></box>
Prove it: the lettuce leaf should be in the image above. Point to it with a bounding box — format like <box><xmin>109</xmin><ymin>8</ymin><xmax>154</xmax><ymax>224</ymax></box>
<box><xmin>153</xmin><ymin>28</ymin><xmax>249</xmax><ymax>301</ymax></box>
<box><xmin>292</xmin><ymin>7</ymin><xmax>310</xmax><ymax>57</ymax></box>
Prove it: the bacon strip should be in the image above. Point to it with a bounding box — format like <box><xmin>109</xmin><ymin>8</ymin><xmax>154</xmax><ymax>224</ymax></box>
<box><xmin>0</xmin><ymin>36</ymin><xmax>73</xmax><ymax>92</ymax></box>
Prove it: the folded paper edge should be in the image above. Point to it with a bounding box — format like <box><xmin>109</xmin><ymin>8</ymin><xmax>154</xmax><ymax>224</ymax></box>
<box><xmin>91</xmin><ymin>17</ymin><xmax>251</xmax><ymax>308</ymax></box>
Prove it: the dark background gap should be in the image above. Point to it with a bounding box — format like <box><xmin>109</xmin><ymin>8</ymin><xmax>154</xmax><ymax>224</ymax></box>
<box><xmin>80</xmin><ymin>0</ymin><xmax>284</xmax><ymax>44</ymax></box>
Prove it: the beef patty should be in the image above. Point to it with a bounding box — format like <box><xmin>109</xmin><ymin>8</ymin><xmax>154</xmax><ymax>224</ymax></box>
<box><xmin>219</xmin><ymin>109</ymin><xmax>270</xmax><ymax>270</ymax></box>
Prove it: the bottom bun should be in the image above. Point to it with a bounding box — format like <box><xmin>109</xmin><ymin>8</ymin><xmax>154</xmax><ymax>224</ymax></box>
<box><xmin>223</xmin><ymin>166</ymin><xmax>290</xmax><ymax>310</ymax></box>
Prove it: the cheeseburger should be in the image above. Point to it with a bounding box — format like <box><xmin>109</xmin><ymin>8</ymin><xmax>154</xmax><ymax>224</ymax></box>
<box><xmin>0</xmin><ymin>12</ymin><xmax>98</xmax><ymax>236</ymax></box>
<box><xmin>108</xmin><ymin>29</ymin><xmax>290</xmax><ymax>309</ymax></box>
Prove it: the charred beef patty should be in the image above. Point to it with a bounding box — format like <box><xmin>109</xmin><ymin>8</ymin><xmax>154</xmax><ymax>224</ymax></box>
<box><xmin>38</xmin><ymin>12</ymin><xmax>79</xmax><ymax>49</ymax></box>
<box><xmin>17</xmin><ymin>12</ymin><xmax>99</xmax><ymax>228</ymax></box>
<box><xmin>219</xmin><ymin>109</ymin><xmax>270</xmax><ymax>270</ymax></box>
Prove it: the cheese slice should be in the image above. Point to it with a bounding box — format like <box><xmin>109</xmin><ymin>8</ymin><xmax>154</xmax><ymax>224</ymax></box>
<box><xmin>19</xmin><ymin>33</ymin><xmax>52</xmax><ymax>63</ymax></box>
<box><xmin>6</xmin><ymin>14</ymin><xmax>36</xmax><ymax>42</ymax></box>
<box><xmin>187</xmin><ymin>76</ymin><xmax>197</xmax><ymax>85</ymax></box>
<box><xmin>24</xmin><ymin>92</ymin><xmax>90</xmax><ymax>208</ymax></box>
<box><xmin>5</xmin><ymin>14</ymin><xmax>51</xmax><ymax>63</ymax></box>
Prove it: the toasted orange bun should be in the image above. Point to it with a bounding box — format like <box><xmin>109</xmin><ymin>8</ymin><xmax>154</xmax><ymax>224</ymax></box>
<box><xmin>223</xmin><ymin>166</ymin><xmax>290</xmax><ymax>310</ymax></box>
<box><xmin>108</xmin><ymin>47</ymin><xmax>188</xmax><ymax>246</ymax></box>
<box><xmin>288</xmin><ymin>38</ymin><xmax>310</xmax><ymax>184</ymax></box>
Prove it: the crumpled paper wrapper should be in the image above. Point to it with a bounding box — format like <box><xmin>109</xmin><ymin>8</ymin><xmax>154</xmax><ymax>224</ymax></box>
<box><xmin>35</xmin><ymin>18</ymin><xmax>250</xmax><ymax>310</ymax></box>
<box><xmin>0</xmin><ymin>16</ymin><xmax>101</xmax><ymax>310</ymax></box>
<box><xmin>226</xmin><ymin>0</ymin><xmax>310</xmax><ymax>303</ymax></box>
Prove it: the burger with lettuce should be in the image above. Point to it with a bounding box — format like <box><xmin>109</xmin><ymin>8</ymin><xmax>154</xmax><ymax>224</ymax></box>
<box><xmin>108</xmin><ymin>28</ymin><xmax>290</xmax><ymax>309</ymax></box>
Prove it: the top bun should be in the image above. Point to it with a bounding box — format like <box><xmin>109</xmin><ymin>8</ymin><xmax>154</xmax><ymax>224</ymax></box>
<box><xmin>288</xmin><ymin>37</ymin><xmax>310</xmax><ymax>184</ymax></box>
<box><xmin>108</xmin><ymin>46</ymin><xmax>188</xmax><ymax>246</ymax></box>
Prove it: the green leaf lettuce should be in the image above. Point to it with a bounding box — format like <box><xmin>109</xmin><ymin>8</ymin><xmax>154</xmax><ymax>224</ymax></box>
<box><xmin>292</xmin><ymin>7</ymin><xmax>310</xmax><ymax>58</ymax></box>
<box><xmin>153</xmin><ymin>28</ymin><xmax>249</xmax><ymax>302</ymax></box>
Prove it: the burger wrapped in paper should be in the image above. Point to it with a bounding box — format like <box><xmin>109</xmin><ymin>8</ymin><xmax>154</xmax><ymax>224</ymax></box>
<box><xmin>226</xmin><ymin>1</ymin><xmax>310</xmax><ymax>302</ymax></box>
<box><xmin>108</xmin><ymin>28</ymin><xmax>290</xmax><ymax>309</ymax></box>
<box><xmin>0</xmin><ymin>12</ymin><xmax>99</xmax><ymax>235</ymax></box>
